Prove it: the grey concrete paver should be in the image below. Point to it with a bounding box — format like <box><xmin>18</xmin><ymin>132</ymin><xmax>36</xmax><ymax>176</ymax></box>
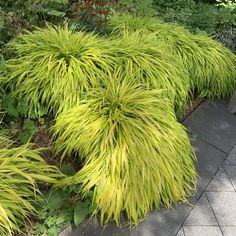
<box><xmin>184</xmin><ymin>100</ymin><xmax>236</xmax><ymax>153</ymax></box>
<box><xmin>176</xmin><ymin>228</ymin><xmax>184</xmax><ymax>236</ymax></box>
<box><xmin>183</xmin><ymin>226</ymin><xmax>223</xmax><ymax>236</ymax></box>
<box><xmin>223</xmin><ymin>166</ymin><xmax>236</xmax><ymax>190</ymax></box>
<box><xmin>206</xmin><ymin>168</ymin><xmax>235</xmax><ymax>192</ymax></box>
<box><xmin>184</xmin><ymin>193</ymin><xmax>217</xmax><ymax>226</ymax></box>
<box><xmin>207</xmin><ymin>192</ymin><xmax>236</xmax><ymax>226</ymax></box>
<box><xmin>224</xmin><ymin>146</ymin><xmax>236</xmax><ymax>166</ymax></box>
<box><xmin>221</xmin><ymin>227</ymin><xmax>236</xmax><ymax>236</ymax></box>
<box><xmin>189</xmin><ymin>139</ymin><xmax>226</xmax><ymax>204</ymax></box>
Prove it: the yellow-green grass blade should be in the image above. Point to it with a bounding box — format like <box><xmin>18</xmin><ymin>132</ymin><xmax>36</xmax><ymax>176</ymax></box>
<box><xmin>53</xmin><ymin>74</ymin><xmax>197</xmax><ymax>226</ymax></box>
<box><xmin>108</xmin><ymin>14</ymin><xmax>236</xmax><ymax>100</ymax></box>
<box><xmin>104</xmin><ymin>33</ymin><xmax>190</xmax><ymax>118</ymax></box>
<box><xmin>1</xmin><ymin>25</ymin><xmax>114</xmax><ymax>116</ymax></box>
<box><xmin>0</xmin><ymin>140</ymin><xmax>62</xmax><ymax>235</ymax></box>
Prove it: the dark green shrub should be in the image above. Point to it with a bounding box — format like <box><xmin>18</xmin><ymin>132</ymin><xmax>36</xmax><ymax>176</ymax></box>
<box><xmin>112</xmin><ymin>0</ymin><xmax>156</xmax><ymax>16</ymax></box>
<box><xmin>153</xmin><ymin>0</ymin><xmax>236</xmax><ymax>51</ymax></box>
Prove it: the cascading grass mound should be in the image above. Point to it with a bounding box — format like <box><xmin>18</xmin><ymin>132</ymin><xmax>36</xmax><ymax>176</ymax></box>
<box><xmin>105</xmin><ymin>32</ymin><xmax>190</xmax><ymax>117</ymax></box>
<box><xmin>2</xmin><ymin>25</ymin><xmax>113</xmax><ymax>115</ymax></box>
<box><xmin>53</xmin><ymin>74</ymin><xmax>197</xmax><ymax>225</ymax></box>
<box><xmin>108</xmin><ymin>14</ymin><xmax>236</xmax><ymax>99</ymax></box>
<box><xmin>0</xmin><ymin>142</ymin><xmax>61</xmax><ymax>235</ymax></box>
<box><xmin>189</xmin><ymin>33</ymin><xmax>236</xmax><ymax>98</ymax></box>
<box><xmin>0</xmin><ymin>130</ymin><xmax>12</xmax><ymax>148</ymax></box>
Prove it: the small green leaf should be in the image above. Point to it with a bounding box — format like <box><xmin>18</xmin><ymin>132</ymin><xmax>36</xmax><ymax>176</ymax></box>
<box><xmin>24</xmin><ymin>119</ymin><xmax>37</xmax><ymax>131</ymax></box>
<box><xmin>47</xmin><ymin>10</ymin><xmax>66</xmax><ymax>17</ymax></box>
<box><xmin>45</xmin><ymin>215</ymin><xmax>57</xmax><ymax>227</ymax></box>
<box><xmin>47</xmin><ymin>226</ymin><xmax>58</xmax><ymax>236</ymax></box>
<box><xmin>17</xmin><ymin>131</ymin><xmax>32</xmax><ymax>144</ymax></box>
<box><xmin>47</xmin><ymin>189</ymin><xmax>67</xmax><ymax>212</ymax></box>
<box><xmin>74</xmin><ymin>202</ymin><xmax>89</xmax><ymax>227</ymax></box>
<box><xmin>60</xmin><ymin>164</ymin><xmax>76</xmax><ymax>176</ymax></box>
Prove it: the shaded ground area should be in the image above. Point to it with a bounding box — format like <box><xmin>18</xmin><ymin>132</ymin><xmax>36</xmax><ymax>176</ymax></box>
<box><xmin>59</xmin><ymin>100</ymin><xmax>236</xmax><ymax>236</ymax></box>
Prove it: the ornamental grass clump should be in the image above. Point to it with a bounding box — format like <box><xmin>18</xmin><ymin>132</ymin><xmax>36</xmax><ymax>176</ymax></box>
<box><xmin>0</xmin><ymin>142</ymin><xmax>61</xmax><ymax>235</ymax></box>
<box><xmin>189</xmin><ymin>33</ymin><xmax>236</xmax><ymax>98</ymax></box>
<box><xmin>106</xmin><ymin>31</ymin><xmax>190</xmax><ymax>117</ymax></box>
<box><xmin>2</xmin><ymin>25</ymin><xmax>113</xmax><ymax>115</ymax></box>
<box><xmin>53</xmin><ymin>73</ymin><xmax>197</xmax><ymax>225</ymax></box>
<box><xmin>108</xmin><ymin>14</ymin><xmax>236</xmax><ymax>99</ymax></box>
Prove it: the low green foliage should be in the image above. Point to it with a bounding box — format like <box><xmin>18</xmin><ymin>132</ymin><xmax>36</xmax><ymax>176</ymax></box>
<box><xmin>154</xmin><ymin>0</ymin><xmax>236</xmax><ymax>51</ymax></box>
<box><xmin>53</xmin><ymin>77</ymin><xmax>197</xmax><ymax>225</ymax></box>
<box><xmin>0</xmin><ymin>92</ymin><xmax>47</xmax><ymax>143</ymax></box>
<box><xmin>2</xmin><ymin>25</ymin><xmax>113</xmax><ymax>115</ymax></box>
<box><xmin>0</xmin><ymin>142</ymin><xmax>61</xmax><ymax>236</ymax></box>
<box><xmin>108</xmin><ymin>15</ymin><xmax>236</xmax><ymax>99</ymax></box>
<box><xmin>33</xmin><ymin>164</ymin><xmax>94</xmax><ymax>236</ymax></box>
<box><xmin>112</xmin><ymin>0</ymin><xmax>156</xmax><ymax>17</ymax></box>
<box><xmin>33</xmin><ymin>186</ymin><xmax>94</xmax><ymax>236</ymax></box>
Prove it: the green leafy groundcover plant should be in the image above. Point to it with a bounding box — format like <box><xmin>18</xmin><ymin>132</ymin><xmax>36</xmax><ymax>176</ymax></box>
<box><xmin>53</xmin><ymin>74</ymin><xmax>197</xmax><ymax>225</ymax></box>
<box><xmin>108</xmin><ymin>14</ymin><xmax>236</xmax><ymax>99</ymax></box>
<box><xmin>2</xmin><ymin>25</ymin><xmax>113</xmax><ymax>115</ymax></box>
<box><xmin>106</xmin><ymin>31</ymin><xmax>190</xmax><ymax>117</ymax></box>
<box><xmin>0</xmin><ymin>141</ymin><xmax>61</xmax><ymax>236</ymax></box>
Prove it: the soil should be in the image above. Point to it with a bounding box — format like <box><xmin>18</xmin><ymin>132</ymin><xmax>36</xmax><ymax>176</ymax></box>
<box><xmin>33</xmin><ymin>124</ymin><xmax>83</xmax><ymax>171</ymax></box>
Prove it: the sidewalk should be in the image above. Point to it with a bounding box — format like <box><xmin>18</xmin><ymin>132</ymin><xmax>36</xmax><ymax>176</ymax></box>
<box><xmin>61</xmin><ymin>100</ymin><xmax>236</xmax><ymax>236</ymax></box>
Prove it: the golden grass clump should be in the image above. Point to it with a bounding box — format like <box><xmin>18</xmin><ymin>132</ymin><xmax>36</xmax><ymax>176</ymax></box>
<box><xmin>0</xmin><ymin>142</ymin><xmax>61</xmax><ymax>235</ymax></box>
<box><xmin>106</xmin><ymin>32</ymin><xmax>190</xmax><ymax>117</ymax></box>
<box><xmin>53</xmin><ymin>73</ymin><xmax>196</xmax><ymax>225</ymax></box>
<box><xmin>108</xmin><ymin>14</ymin><xmax>236</xmax><ymax>99</ymax></box>
<box><xmin>2</xmin><ymin>25</ymin><xmax>113</xmax><ymax>115</ymax></box>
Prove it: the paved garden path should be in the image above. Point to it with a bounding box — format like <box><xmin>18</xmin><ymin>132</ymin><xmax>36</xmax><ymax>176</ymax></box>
<box><xmin>60</xmin><ymin>100</ymin><xmax>236</xmax><ymax>236</ymax></box>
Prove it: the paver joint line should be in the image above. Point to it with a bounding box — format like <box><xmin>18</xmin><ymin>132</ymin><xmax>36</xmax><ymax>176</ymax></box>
<box><xmin>205</xmin><ymin>193</ymin><xmax>225</xmax><ymax>236</ymax></box>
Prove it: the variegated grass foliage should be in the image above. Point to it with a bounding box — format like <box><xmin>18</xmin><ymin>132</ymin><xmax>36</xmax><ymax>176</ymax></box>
<box><xmin>2</xmin><ymin>25</ymin><xmax>113</xmax><ymax>115</ymax></box>
<box><xmin>3</xmin><ymin>16</ymin><xmax>234</xmax><ymax>227</ymax></box>
<box><xmin>53</xmin><ymin>73</ymin><xmax>197</xmax><ymax>225</ymax></box>
<box><xmin>108</xmin><ymin>14</ymin><xmax>236</xmax><ymax>99</ymax></box>
<box><xmin>106</xmin><ymin>31</ymin><xmax>190</xmax><ymax>117</ymax></box>
<box><xmin>0</xmin><ymin>130</ymin><xmax>12</xmax><ymax>148</ymax></box>
<box><xmin>0</xmin><ymin>142</ymin><xmax>61</xmax><ymax>235</ymax></box>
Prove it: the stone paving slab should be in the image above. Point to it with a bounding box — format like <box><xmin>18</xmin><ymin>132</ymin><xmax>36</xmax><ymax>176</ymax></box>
<box><xmin>69</xmin><ymin>204</ymin><xmax>193</xmax><ymax>236</ymax></box>
<box><xmin>181</xmin><ymin>145</ymin><xmax>236</xmax><ymax>236</ymax></box>
<box><xmin>184</xmin><ymin>100</ymin><xmax>236</xmax><ymax>153</ymax></box>
<box><xmin>176</xmin><ymin>228</ymin><xmax>184</xmax><ymax>236</ymax></box>
<box><xmin>183</xmin><ymin>193</ymin><xmax>217</xmax><ymax>226</ymax></box>
<box><xmin>206</xmin><ymin>168</ymin><xmax>234</xmax><ymax>192</ymax></box>
<box><xmin>189</xmin><ymin>139</ymin><xmax>226</xmax><ymax>204</ymax></box>
<box><xmin>224</xmin><ymin>145</ymin><xmax>236</xmax><ymax>166</ymax></box>
<box><xmin>183</xmin><ymin>226</ymin><xmax>223</xmax><ymax>236</ymax></box>
<box><xmin>223</xmin><ymin>166</ymin><xmax>236</xmax><ymax>190</ymax></box>
<box><xmin>221</xmin><ymin>226</ymin><xmax>236</xmax><ymax>236</ymax></box>
<box><xmin>207</xmin><ymin>192</ymin><xmax>236</xmax><ymax>226</ymax></box>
